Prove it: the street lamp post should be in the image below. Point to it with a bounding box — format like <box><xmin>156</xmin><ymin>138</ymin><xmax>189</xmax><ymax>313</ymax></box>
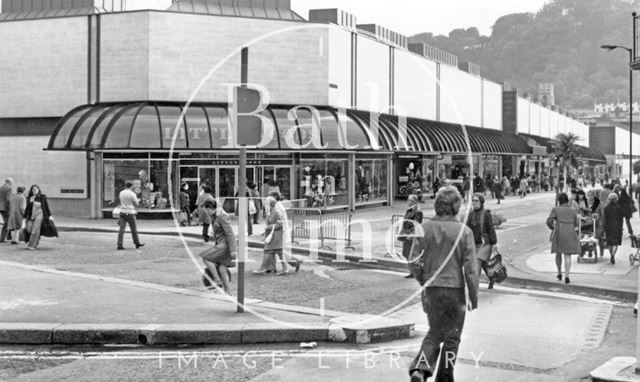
<box><xmin>601</xmin><ymin>44</ymin><xmax>633</xmax><ymax>186</ymax></box>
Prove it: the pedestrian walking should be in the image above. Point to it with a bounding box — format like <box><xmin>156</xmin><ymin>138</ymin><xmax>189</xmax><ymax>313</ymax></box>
<box><xmin>547</xmin><ymin>192</ymin><xmax>581</xmax><ymax>284</ymax></box>
<box><xmin>199</xmin><ymin>200</ymin><xmax>236</xmax><ymax>295</ymax></box>
<box><xmin>259</xmin><ymin>193</ymin><xmax>299</xmax><ymax>275</ymax></box>
<box><xmin>603</xmin><ymin>192</ymin><xmax>624</xmax><ymax>264</ymax></box>
<box><xmin>466</xmin><ymin>193</ymin><xmax>498</xmax><ymax>289</ymax></box>
<box><xmin>249</xmin><ymin>183</ymin><xmax>261</xmax><ymax>225</ymax></box>
<box><xmin>398</xmin><ymin>194</ymin><xmax>423</xmax><ymax>279</ymax></box>
<box><xmin>196</xmin><ymin>185</ymin><xmax>214</xmax><ymax>242</ymax></box>
<box><xmin>473</xmin><ymin>173</ymin><xmax>483</xmax><ymax>194</ymax></box>
<box><xmin>618</xmin><ymin>188</ymin><xmax>635</xmax><ymax>235</ymax></box>
<box><xmin>519</xmin><ymin>177</ymin><xmax>528</xmax><ymax>198</ymax></box>
<box><xmin>492</xmin><ymin>177</ymin><xmax>503</xmax><ymax>204</ymax></box>
<box><xmin>484</xmin><ymin>173</ymin><xmax>494</xmax><ymax>198</ymax></box>
<box><xmin>235</xmin><ymin>183</ymin><xmax>254</xmax><ymax>236</ymax></box>
<box><xmin>0</xmin><ymin>177</ymin><xmax>13</xmax><ymax>243</ymax></box>
<box><xmin>179</xmin><ymin>182</ymin><xmax>191</xmax><ymax>226</ymax></box>
<box><xmin>462</xmin><ymin>176</ymin><xmax>470</xmax><ymax>203</ymax></box>
<box><xmin>24</xmin><ymin>185</ymin><xmax>55</xmax><ymax>250</ymax></box>
<box><xmin>7</xmin><ymin>186</ymin><xmax>26</xmax><ymax>244</ymax></box>
<box><xmin>502</xmin><ymin>176</ymin><xmax>511</xmax><ymax>197</ymax></box>
<box><xmin>408</xmin><ymin>186</ymin><xmax>478</xmax><ymax>382</ymax></box>
<box><xmin>116</xmin><ymin>182</ymin><xmax>144</xmax><ymax>250</ymax></box>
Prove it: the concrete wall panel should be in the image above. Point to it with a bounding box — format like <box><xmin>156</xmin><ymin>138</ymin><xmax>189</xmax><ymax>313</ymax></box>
<box><xmin>394</xmin><ymin>49</ymin><xmax>437</xmax><ymax>120</ymax></box>
<box><xmin>439</xmin><ymin>65</ymin><xmax>481</xmax><ymax>127</ymax></box>
<box><xmin>0</xmin><ymin>17</ymin><xmax>88</xmax><ymax>117</ymax></box>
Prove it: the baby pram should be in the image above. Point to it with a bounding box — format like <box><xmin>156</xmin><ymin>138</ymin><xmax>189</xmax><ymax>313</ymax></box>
<box><xmin>577</xmin><ymin>215</ymin><xmax>599</xmax><ymax>264</ymax></box>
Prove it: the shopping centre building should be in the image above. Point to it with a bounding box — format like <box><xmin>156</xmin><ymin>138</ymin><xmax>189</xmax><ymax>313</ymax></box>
<box><xmin>0</xmin><ymin>0</ymin><xmax>605</xmax><ymax>218</ymax></box>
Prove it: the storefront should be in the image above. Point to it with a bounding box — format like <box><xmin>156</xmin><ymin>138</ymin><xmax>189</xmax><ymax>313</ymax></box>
<box><xmin>48</xmin><ymin>101</ymin><xmax>401</xmax><ymax>218</ymax></box>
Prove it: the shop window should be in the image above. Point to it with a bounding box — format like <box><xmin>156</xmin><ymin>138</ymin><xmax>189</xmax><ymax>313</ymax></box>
<box><xmin>103</xmin><ymin>159</ymin><xmax>177</xmax><ymax>211</ymax></box>
<box><xmin>356</xmin><ymin>158</ymin><xmax>388</xmax><ymax>204</ymax></box>
<box><xmin>300</xmin><ymin>157</ymin><xmax>348</xmax><ymax>208</ymax></box>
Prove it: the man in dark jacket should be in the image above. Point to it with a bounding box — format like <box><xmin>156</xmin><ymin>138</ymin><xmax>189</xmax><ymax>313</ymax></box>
<box><xmin>398</xmin><ymin>194</ymin><xmax>423</xmax><ymax>279</ymax></box>
<box><xmin>473</xmin><ymin>173</ymin><xmax>483</xmax><ymax>194</ymax></box>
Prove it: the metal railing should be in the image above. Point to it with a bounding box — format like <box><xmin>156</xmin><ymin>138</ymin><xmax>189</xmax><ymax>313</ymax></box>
<box><xmin>286</xmin><ymin>208</ymin><xmax>354</xmax><ymax>251</ymax></box>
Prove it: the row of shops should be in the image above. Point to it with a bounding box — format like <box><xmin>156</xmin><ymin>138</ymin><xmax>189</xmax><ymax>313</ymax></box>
<box><xmin>47</xmin><ymin>101</ymin><xmax>607</xmax><ymax>218</ymax></box>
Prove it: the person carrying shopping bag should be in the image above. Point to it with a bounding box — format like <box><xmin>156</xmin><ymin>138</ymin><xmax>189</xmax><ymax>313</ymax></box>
<box><xmin>466</xmin><ymin>193</ymin><xmax>498</xmax><ymax>289</ymax></box>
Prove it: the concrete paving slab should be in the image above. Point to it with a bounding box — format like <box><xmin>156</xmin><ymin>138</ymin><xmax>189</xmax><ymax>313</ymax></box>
<box><xmin>386</xmin><ymin>290</ymin><xmax>614</xmax><ymax>370</ymax></box>
<box><xmin>526</xmin><ymin>249</ymin><xmax>635</xmax><ymax>275</ymax></box>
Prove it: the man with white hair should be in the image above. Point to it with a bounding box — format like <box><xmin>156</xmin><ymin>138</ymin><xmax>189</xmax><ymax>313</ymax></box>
<box><xmin>0</xmin><ymin>178</ymin><xmax>13</xmax><ymax>243</ymax></box>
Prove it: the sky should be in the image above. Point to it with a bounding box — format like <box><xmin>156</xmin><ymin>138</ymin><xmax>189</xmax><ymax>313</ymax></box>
<box><xmin>291</xmin><ymin>0</ymin><xmax>550</xmax><ymax>37</ymax></box>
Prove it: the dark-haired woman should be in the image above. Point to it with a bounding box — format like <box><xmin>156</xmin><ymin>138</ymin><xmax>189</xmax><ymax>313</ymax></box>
<box><xmin>547</xmin><ymin>192</ymin><xmax>581</xmax><ymax>284</ymax></box>
<box><xmin>25</xmin><ymin>185</ymin><xmax>53</xmax><ymax>250</ymax></box>
<box><xmin>196</xmin><ymin>185</ymin><xmax>214</xmax><ymax>242</ymax></box>
<box><xmin>618</xmin><ymin>188</ymin><xmax>635</xmax><ymax>235</ymax></box>
<box><xmin>465</xmin><ymin>193</ymin><xmax>498</xmax><ymax>289</ymax></box>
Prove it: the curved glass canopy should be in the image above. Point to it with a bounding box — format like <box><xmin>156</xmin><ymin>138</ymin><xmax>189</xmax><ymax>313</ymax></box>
<box><xmin>50</xmin><ymin>101</ymin><xmax>536</xmax><ymax>155</ymax></box>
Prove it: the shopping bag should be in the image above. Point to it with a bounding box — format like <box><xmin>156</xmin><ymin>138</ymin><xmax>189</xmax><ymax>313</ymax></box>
<box><xmin>486</xmin><ymin>253</ymin><xmax>507</xmax><ymax>283</ymax></box>
<box><xmin>176</xmin><ymin>211</ymin><xmax>188</xmax><ymax>225</ymax></box>
<box><xmin>248</xmin><ymin>200</ymin><xmax>257</xmax><ymax>215</ymax></box>
<box><xmin>112</xmin><ymin>206</ymin><xmax>121</xmax><ymax>219</ymax></box>
<box><xmin>41</xmin><ymin>218</ymin><xmax>59</xmax><ymax>238</ymax></box>
<box><xmin>263</xmin><ymin>226</ymin><xmax>275</xmax><ymax>244</ymax></box>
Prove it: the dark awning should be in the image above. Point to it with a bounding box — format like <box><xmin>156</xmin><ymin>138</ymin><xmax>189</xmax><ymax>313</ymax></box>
<box><xmin>47</xmin><ymin>101</ymin><xmax>376</xmax><ymax>152</ymax></box>
<box><xmin>348</xmin><ymin>110</ymin><xmax>531</xmax><ymax>155</ymax></box>
<box><xmin>518</xmin><ymin>133</ymin><xmax>606</xmax><ymax>163</ymax></box>
<box><xmin>49</xmin><ymin>101</ymin><xmax>533</xmax><ymax>155</ymax></box>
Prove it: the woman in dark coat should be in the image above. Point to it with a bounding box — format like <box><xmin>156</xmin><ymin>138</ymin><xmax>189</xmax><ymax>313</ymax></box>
<box><xmin>199</xmin><ymin>200</ymin><xmax>236</xmax><ymax>295</ymax></box>
<box><xmin>547</xmin><ymin>192</ymin><xmax>580</xmax><ymax>284</ymax></box>
<box><xmin>465</xmin><ymin>193</ymin><xmax>498</xmax><ymax>289</ymax></box>
<box><xmin>603</xmin><ymin>192</ymin><xmax>624</xmax><ymax>264</ymax></box>
<box><xmin>25</xmin><ymin>184</ymin><xmax>54</xmax><ymax>250</ymax></box>
<box><xmin>618</xmin><ymin>188</ymin><xmax>634</xmax><ymax>235</ymax></box>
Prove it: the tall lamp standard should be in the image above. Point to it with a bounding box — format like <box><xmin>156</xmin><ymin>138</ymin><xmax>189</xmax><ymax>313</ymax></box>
<box><xmin>601</xmin><ymin>44</ymin><xmax>633</xmax><ymax>185</ymax></box>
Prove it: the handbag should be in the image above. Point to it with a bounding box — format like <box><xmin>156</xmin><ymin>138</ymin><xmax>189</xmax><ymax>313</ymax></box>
<box><xmin>248</xmin><ymin>200</ymin><xmax>257</xmax><ymax>215</ymax></box>
<box><xmin>41</xmin><ymin>218</ymin><xmax>59</xmax><ymax>238</ymax></box>
<box><xmin>263</xmin><ymin>225</ymin><xmax>275</xmax><ymax>244</ymax></box>
<box><xmin>486</xmin><ymin>252</ymin><xmax>507</xmax><ymax>283</ymax></box>
<box><xmin>112</xmin><ymin>206</ymin><xmax>121</xmax><ymax>219</ymax></box>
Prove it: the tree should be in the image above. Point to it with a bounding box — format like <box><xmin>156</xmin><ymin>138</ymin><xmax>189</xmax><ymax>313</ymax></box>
<box><xmin>551</xmin><ymin>133</ymin><xmax>582</xmax><ymax>192</ymax></box>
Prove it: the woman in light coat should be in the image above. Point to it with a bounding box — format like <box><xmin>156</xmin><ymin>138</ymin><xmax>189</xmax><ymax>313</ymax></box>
<box><xmin>7</xmin><ymin>186</ymin><xmax>26</xmax><ymax>244</ymax></box>
<box><xmin>196</xmin><ymin>185</ymin><xmax>214</xmax><ymax>242</ymax></box>
<box><xmin>547</xmin><ymin>192</ymin><xmax>581</xmax><ymax>284</ymax></box>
